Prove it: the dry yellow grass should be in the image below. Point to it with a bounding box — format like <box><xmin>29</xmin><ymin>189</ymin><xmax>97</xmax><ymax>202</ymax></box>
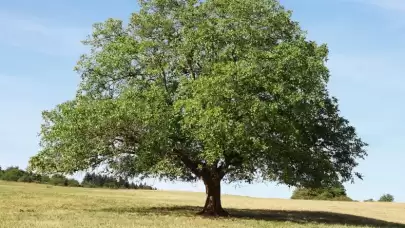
<box><xmin>0</xmin><ymin>181</ymin><xmax>404</xmax><ymax>228</ymax></box>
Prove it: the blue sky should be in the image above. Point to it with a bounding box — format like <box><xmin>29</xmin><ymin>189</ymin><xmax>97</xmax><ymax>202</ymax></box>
<box><xmin>1</xmin><ymin>0</ymin><xmax>404</xmax><ymax>202</ymax></box>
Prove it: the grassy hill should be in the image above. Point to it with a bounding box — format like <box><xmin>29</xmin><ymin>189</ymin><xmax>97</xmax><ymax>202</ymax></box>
<box><xmin>0</xmin><ymin>181</ymin><xmax>404</xmax><ymax>228</ymax></box>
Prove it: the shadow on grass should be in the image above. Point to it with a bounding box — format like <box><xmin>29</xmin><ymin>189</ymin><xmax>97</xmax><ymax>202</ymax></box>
<box><xmin>89</xmin><ymin>205</ymin><xmax>405</xmax><ymax>228</ymax></box>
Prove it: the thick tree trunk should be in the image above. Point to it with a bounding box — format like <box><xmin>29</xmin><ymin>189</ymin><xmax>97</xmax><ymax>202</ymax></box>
<box><xmin>198</xmin><ymin>177</ymin><xmax>229</xmax><ymax>216</ymax></box>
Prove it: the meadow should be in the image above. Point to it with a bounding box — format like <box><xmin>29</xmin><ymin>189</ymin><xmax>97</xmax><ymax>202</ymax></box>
<box><xmin>0</xmin><ymin>181</ymin><xmax>404</xmax><ymax>228</ymax></box>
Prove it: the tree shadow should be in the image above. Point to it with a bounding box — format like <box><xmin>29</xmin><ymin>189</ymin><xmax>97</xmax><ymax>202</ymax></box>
<box><xmin>90</xmin><ymin>205</ymin><xmax>405</xmax><ymax>227</ymax></box>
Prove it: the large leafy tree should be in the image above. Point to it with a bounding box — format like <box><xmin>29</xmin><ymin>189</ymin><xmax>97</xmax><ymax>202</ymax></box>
<box><xmin>29</xmin><ymin>0</ymin><xmax>367</xmax><ymax>216</ymax></box>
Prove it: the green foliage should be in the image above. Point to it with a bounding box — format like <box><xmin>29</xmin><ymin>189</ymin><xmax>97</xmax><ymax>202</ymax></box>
<box><xmin>0</xmin><ymin>166</ymin><xmax>49</xmax><ymax>183</ymax></box>
<box><xmin>81</xmin><ymin>173</ymin><xmax>156</xmax><ymax>190</ymax></box>
<box><xmin>1</xmin><ymin>166</ymin><xmax>26</xmax><ymax>182</ymax></box>
<box><xmin>29</xmin><ymin>0</ymin><xmax>367</xmax><ymax>194</ymax></box>
<box><xmin>291</xmin><ymin>183</ymin><xmax>352</xmax><ymax>201</ymax></box>
<box><xmin>364</xmin><ymin>199</ymin><xmax>374</xmax><ymax>202</ymax></box>
<box><xmin>378</xmin><ymin>194</ymin><xmax>394</xmax><ymax>202</ymax></box>
<box><xmin>18</xmin><ymin>174</ymin><xmax>34</xmax><ymax>183</ymax></box>
<box><xmin>49</xmin><ymin>174</ymin><xmax>69</xmax><ymax>186</ymax></box>
<box><xmin>66</xmin><ymin>179</ymin><xmax>81</xmax><ymax>187</ymax></box>
<box><xmin>40</xmin><ymin>175</ymin><xmax>51</xmax><ymax>184</ymax></box>
<box><xmin>0</xmin><ymin>165</ymin><xmax>156</xmax><ymax>190</ymax></box>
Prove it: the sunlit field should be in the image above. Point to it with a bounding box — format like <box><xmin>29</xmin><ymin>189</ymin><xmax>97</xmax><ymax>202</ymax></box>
<box><xmin>0</xmin><ymin>181</ymin><xmax>404</xmax><ymax>228</ymax></box>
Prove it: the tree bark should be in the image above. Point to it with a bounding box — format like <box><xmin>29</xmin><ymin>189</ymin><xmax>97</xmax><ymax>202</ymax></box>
<box><xmin>198</xmin><ymin>176</ymin><xmax>229</xmax><ymax>216</ymax></box>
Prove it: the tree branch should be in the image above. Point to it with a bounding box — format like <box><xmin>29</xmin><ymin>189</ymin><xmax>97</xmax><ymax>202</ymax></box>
<box><xmin>159</xmin><ymin>64</ymin><xmax>169</xmax><ymax>94</ymax></box>
<box><xmin>186</xmin><ymin>51</ymin><xmax>196</xmax><ymax>80</ymax></box>
<box><xmin>173</xmin><ymin>148</ymin><xmax>202</xmax><ymax>177</ymax></box>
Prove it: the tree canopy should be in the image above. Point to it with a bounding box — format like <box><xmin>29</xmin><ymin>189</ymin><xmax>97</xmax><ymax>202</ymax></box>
<box><xmin>28</xmin><ymin>0</ymin><xmax>367</xmax><ymax>216</ymax></box>
<box><xmin>291</xmin><ymin>182</ymin><xmax>352</xmax><ymax>201</ymax></box>
<box><xmin>378</xmin><ymin>194</ymin><xmax>394</xmax><ymax>202</ymax></box>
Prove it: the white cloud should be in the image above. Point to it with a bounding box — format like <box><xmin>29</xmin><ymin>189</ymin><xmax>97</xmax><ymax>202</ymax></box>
<box><xmin>0</xmin><ymin>11</ymin><xmax>90</xmax><ymax>57</ymax></box>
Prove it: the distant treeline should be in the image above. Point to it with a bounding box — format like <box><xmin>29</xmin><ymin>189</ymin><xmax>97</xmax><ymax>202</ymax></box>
<box><xmin>0</xmin><ymin>166</ymin><xmax>156</xmax><ymax>190</ymax></box>
<box><xmin>291</xmin><ymin>182</ymin><xmax>395</xmax><ymax>203</ymax></box>
<box><xmin>81</xmin><ymin>173</ymin><xmax>156</xmax><ymax>190</ymax></box>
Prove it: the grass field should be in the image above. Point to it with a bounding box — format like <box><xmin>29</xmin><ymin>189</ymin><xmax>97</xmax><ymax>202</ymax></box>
<box><xmin>0</xmin><ymin>181</ymin><xmax>404</xmax><ymax>228</ymax></box>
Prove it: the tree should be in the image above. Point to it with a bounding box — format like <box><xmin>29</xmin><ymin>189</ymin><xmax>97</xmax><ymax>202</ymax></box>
<box><xmin>28</xmin><ymin>0</ymin><xmax>367</xmax><ymax>216</ymax></box>
<box><xmin>66</xmin><ymin>179</ymin><xmax>81</xmax><ymax>187</ymax></box>
<box><xmin>378</xmin><ymin>194</ymin><xmax>394</xmax><ymax>202</ymax></box>
<box><xmin>40</xmin><ymin>175</ymin><xmax>51</xmax><ymax>184</ymax></box>
<box><xmin>49</xmin><ymin>174</ymin><xmax>68</xmax><ymax>186</ymax></box>
<box><xmin>81</xmin><ymin>172</ymin><xmax>155</xmax><ymax>189</ymax></box>
<box><xmin>1</xmin><ymin>166</ymin><xmax>26</xmax><ymax>182</ymax></box>
<box><xmin>18</xmin><ymin>174</ymin><xmax>34</xmax><ymax>183</ymax></box>
<box><xmin>291</xmin><ymin>182</ymin><xmax>352</xmax><ymax>201</ymax></box>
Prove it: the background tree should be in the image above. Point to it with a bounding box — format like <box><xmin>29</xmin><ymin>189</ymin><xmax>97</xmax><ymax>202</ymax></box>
<box><xmin>66</xmin><ymin>179</ymin><xmax>81</xmax><ymax>187</ymax></box>
<box><xmin>0</xmin><ymin>166</ymin><xmax>45</xmax><ymax>183</ymax></box>
<box><xmin>81</xmin><ymin>172</ymin><xmax>156</xmax><ymax>189</ymax></box>
<box><xmin>291</xmin><ymin>182</ymin><xmax>352</xmax><ymax>201</ymax></box>
<box><xmin>49</xmin><ymin>174</ymin><xmax>69</xmax><ymax>186</ymax></box>
<box><xmin>28</xmin><ymin>0</ymin><xmax>367</xmax><ymax>216</ymax></box>
<box><xmin>0</xmin><ymin>165</ymin><xmax>156</xmax><ymax>189</ymax></box>
<box><xmin>378</xmin><ymin>194</ymin><xmax>394</xmax><ymax>202</ymax></box>
<box><xmin>18</xmin><ymin>174</ymin><xmax>34</xmax><ymax>183</ymax></box>
<box><xmin>1</xmin><ymin>166</ymin><xmax>26</xmax><ymax>182</ymax></box>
